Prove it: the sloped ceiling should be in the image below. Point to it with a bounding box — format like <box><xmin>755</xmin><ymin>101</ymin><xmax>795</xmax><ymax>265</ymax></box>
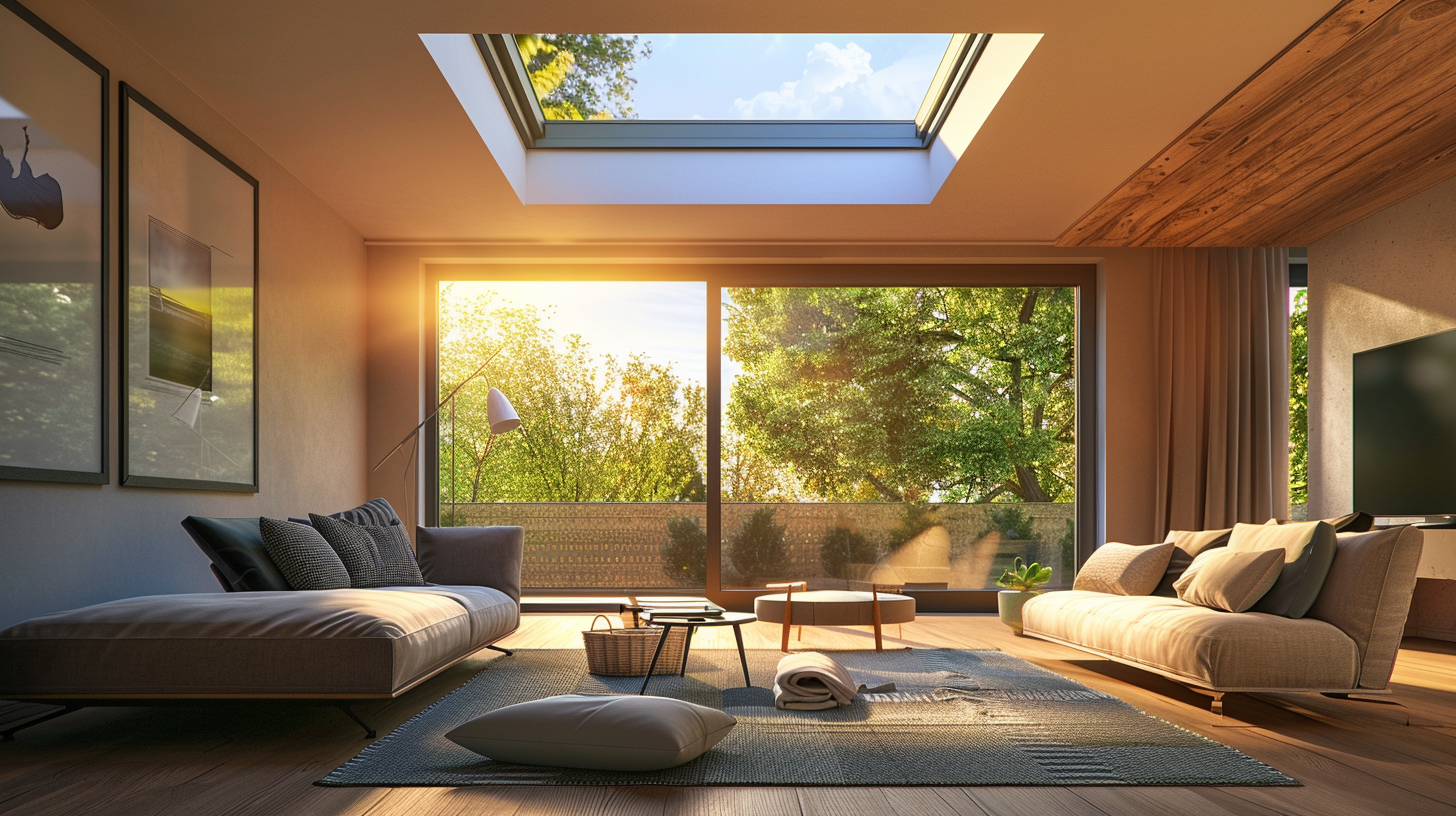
<box><xmin>84</xmin><ymin>0</ymin><xmax>1335</xmax><ymax>244</ymax></box>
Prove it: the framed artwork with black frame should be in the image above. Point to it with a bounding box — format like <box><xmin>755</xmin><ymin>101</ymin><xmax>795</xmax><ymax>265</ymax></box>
<box><xmin>0</xmin><ymin>0</ymin><xmax>109</xmax><ymax>485</ymax></box>
<box><xmin>120</xmin><ymin>83</ymin><xmax>258</xmax><ymax>492</ymax></box>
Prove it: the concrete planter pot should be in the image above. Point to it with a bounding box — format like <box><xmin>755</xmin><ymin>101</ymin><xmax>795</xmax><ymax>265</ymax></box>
<box><xmin>997</xmin><ymin>590</ymin><xmax>1042</xmax><ymax>636</ymax></box>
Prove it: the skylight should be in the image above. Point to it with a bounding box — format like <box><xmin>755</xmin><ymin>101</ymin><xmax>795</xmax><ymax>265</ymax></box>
<box><xmin>477</xmin><ymin>33</ymin><xmax>988</xmax><ymax>149</ymax></box>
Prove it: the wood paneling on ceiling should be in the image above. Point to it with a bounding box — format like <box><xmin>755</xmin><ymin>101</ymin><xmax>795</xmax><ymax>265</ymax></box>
<box><xmin>1058</xmin><ymin>0</ymin><xmax>1456</xmax><ymax>247</ymax></box>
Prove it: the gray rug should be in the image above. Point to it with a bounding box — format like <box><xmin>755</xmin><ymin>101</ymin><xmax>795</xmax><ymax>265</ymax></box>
<box><xmin>319</xmin><ymin>648</ymin><xmax>1297</xmax><ymax>787</ymax></box>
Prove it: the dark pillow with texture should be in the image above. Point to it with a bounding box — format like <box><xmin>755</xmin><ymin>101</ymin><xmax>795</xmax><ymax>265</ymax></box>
<box><xmin>1227</xmin><ymin>520</ymin><xmax>1337</xmax><ymax>618</ymax></box>
<box><xmin>1152</xmin><ymin>528</ymin><xmax>1232</xmax><ymax>597</ymax></box>
<box><xmin>259</xmin><ymin>517</ymin><xmax>351</xmax><ymax>590</ymax></box>
<box><xmin>363</xmin><ymin>521</ymin><xmax>426</xmax><ymax>586</ymax></box>
<box><xmin>181</xmin><ymin>516</ymin><xmax>290</xmax><ymax>592</ymax></box>
<box><xmin>311</xmin><ymin>513</ymin><xmax>389</xmax><ymax>587</ymax></box>
<box><xmin>289</xmin><ymin>497</ymin><xmax>403</xmax><ymax>528</ymax></box>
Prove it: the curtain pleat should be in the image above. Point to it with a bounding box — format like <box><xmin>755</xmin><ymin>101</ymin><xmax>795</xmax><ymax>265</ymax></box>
<box><xmin>1154</xmin><ymin>247</ymin><xmax>1290</xmax><ymax>535</ymax></box>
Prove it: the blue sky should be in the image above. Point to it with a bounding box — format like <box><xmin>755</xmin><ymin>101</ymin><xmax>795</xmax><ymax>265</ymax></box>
<box><xmin>586</xmin><ymin>34</ymin><xmax>952</xmax><ymax>121</ymax></box>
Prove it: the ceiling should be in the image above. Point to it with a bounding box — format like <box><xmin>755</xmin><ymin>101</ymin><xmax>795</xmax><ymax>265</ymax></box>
<box><xmin>84</xmin><ymin>0</ymin><xmax>1338</xmax><ymax>244</ymax></box>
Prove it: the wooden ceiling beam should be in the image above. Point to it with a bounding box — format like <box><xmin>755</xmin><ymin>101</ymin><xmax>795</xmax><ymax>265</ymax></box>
<box><xmin>1057</xmin><ymin>0</ymin><xmax>1456</xmax><ymax>247</ymax></box>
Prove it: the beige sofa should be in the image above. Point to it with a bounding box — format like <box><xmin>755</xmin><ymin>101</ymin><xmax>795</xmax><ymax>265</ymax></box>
<box><xmin>1021</xmin><ymin>525</ymin><xmax>1423</xmax><ymax>713</ymax></box>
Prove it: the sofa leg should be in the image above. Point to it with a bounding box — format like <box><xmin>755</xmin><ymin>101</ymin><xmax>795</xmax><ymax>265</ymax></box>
<box><xmin>336</xmin><ymin>704</ymin><xmax>376</xmax><ymax>740</ymax></box>
<box><xmin>1210</xmin><ymin>692</ymin><xmax>1225</xmax><ymax>716</ymax></box>
<box><xmin>486</xmin><ymin>644</ymin><xmax>514</xmax><ymax>656</ymax></box>
<box><xmin>0</xmin><ymin>704</ymin><xmax>82</xmax><ymax>741</ymax></box>
<box><xmin>1322</xmin><ymin>692</ymin><xmax>1424</xmax><ymax>726</ymax></box>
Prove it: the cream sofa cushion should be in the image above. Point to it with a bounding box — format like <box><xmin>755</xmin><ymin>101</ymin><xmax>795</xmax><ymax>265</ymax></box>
<box><xmin>1174</xmin><ymin>548</ymin><xmax>1284</xmax><ymax>612</ymax></box>
<box><xmin>446</xmin><ymin>694</ymin><xmax>736</xmax><ymax>771</ymax></box>
<box><xmin>1073</xmin><ymin>542</ymin><xmax>1175</xmax><ymax>595</ymax></box>
<box><xmin>1228</xmin><ymin>520</ymin><xmax>1336</xmax><ymax>618</ymax></box>
<box><xmin>1021</xmin><ymin>591</ymin><xmax>1359</xmax><ymax>690</ymax></box>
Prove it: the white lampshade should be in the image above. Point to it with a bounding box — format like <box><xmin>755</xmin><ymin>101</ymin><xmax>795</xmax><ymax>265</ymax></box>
<box><xmin>486</xmin><ymin>387</ymin><xmax>521</xmax><ymax>434</ymax></box>
<box><xmin>172</xmin><ymin>388</ymin><xmax>203</xmax><ymax>429</ymax></box>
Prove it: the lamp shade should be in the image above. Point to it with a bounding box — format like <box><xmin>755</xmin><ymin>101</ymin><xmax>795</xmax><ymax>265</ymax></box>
<box><xmin>172</xmin><ymin>388</ymin><xmax>203</xmax><ymax>429</ymax></box>
<box><xmin>486</xmin><ymin>387</ymin><xmax>521</xmax><ymax>434</ymax></box>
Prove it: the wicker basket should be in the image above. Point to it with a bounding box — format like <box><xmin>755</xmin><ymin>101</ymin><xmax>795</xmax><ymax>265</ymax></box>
<box><xmin>582</xmin><ymin>614</ymin><xmax>688</xmax><ymax>676</ymax></box>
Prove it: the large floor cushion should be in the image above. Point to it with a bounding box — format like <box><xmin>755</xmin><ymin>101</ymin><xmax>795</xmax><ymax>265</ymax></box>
<box><xmin>1022</xmin><ymin>590</ymin><xmax>1360</xmax><ymax>691</ymax></box>
<box><xmin>0</xmin><ymin>587</ymin><xmax>511</xmax><ymax>698</ymax></box>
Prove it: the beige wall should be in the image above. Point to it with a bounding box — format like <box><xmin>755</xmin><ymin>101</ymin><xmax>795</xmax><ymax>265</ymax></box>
<box><xmin>365</xmin><ymin>243</ymin><xmax>1162</xmax><ymax>551</ymax></box>
<box><xmin>1308</xmin><ymin>174</ymin><xmax>1456</xmax><ymax>519</ymax></box>
<box><xmin>0</xmin><ymin>0</ymin><xmax>368</xmax><ymax>628</ymax></box>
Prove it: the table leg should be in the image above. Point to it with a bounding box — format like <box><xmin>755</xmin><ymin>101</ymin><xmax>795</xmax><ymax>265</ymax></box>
<box><xmin>639</xmin><ymin>625</ymin><xmax>673</xmax><ymax>695</ymax></box>
<box><xmin>679</xmin><ymin>625</ymin><xmax>695</xmax><ymax>676</ymax></box>
<box><xmin>733</xmin><ymin>623</ymin><xmax>752</xmax><ymax>687</ymax></box>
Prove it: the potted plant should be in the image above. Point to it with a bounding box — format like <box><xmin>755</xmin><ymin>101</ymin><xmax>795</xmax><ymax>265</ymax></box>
<box><xmin>995</xmin><ymin>557</ymin><xmax>1052</xmax><ymax>635</ymax></box>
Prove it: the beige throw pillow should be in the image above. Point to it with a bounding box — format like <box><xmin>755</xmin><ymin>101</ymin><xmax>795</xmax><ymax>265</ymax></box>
<box><xmin>1173</xmin><ymin>548</ymin><xmax>1286</xmax><ymax>612</ymax></box>
<box><xmin>1072</xmin><ymin>542</ymin><xmax>1176</xmax><ymax>596</ymax></box>
<box><xmin>446</xmin><ymin>694</ymin><xmax>736</xmax><ymax>771</ymax></box>
<box><xmin>1227</xmin><ymin>520</ymin><xmax>1337</xmax><ymax>618</ymax></box>
<box><xmin>1154</xmin><ymin>528</ymin><xmax>1233</xmax><ymax>596</ymax></box>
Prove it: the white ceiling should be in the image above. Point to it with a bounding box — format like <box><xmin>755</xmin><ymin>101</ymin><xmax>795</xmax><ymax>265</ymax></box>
<box><xmin>84</xmin><ymin>0</ymin><xmax>1337</xmax><ymax>244</ymax></box>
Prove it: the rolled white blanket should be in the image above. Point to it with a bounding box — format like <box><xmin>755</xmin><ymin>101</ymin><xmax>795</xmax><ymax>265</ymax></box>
<box><xmin>773</xmin><ymin>652</ymin><xmax>859</xmax><ymax>710</ymax></box>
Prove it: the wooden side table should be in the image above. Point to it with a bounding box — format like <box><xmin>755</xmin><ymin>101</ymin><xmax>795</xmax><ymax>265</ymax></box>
<box><xmin>637</xmin><ymin>611</ymin><xmax>757</xmax><ymax>695</ymax></box>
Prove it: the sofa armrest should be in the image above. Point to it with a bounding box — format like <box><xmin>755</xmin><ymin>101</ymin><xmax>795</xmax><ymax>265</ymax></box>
<box><xmin>415</xmin><ymin>526</ymin><xmax>523</xmax><ymax>605</ymax></box>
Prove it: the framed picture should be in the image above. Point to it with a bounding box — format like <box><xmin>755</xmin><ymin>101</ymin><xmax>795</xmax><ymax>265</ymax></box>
<box><xmin>0</xmin><ymin>0</ymin><xmax>108</xmax><ymax>484</ymax></box>
<box><xmin>120</xmin><ymin>83</ymin><xmax>257</xmax><ymax>492</ymax></box>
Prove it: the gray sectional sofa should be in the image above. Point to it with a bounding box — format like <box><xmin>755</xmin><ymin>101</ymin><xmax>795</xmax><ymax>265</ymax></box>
<box><xmin>1021</xmin><ymin>525</ymin><xmax>1423</xmax><ymax>713</ymax></box>
<box><xmin>0</xmin><ymin>518</ymin><xmax>522</xmax><ymax>737</ymax></box>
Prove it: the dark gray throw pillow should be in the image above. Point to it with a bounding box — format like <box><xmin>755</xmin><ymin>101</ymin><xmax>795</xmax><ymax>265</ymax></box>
<box><xmin>311</xmin><ymin>513</ymin><xmax>390</xmax><ymax>588</ymax></box>
<box><xmin>1227</xmin><ymin>520</ymin><xmax>1337</xmax><ymax>618</ymax></box>
<box><xmin>364</xmin><ymin>521</ymin><xmax>426</xmax><ymax>586</ymax></box>
<box><xmin>259</xmin><ymin>517</ymin><xmax>350</xmax><ymax>590</ymax></box>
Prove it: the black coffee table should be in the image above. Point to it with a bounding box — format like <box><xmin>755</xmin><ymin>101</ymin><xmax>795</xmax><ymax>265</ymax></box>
<box><xmin>638</xmin><ymin>611</ymin><xmax>757</xmax><ymax>695</ymax></box>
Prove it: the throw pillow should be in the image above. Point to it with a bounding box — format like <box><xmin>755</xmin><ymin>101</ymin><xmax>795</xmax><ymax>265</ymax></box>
<box><xmin>446</xmin><ymin>694</ymin><xmax>737</xmax><ymax>771</ymax></box>
<box><xmin>1227</xmin><ymin>520</ymin><xmax>1337</xmax><ymax>618</ymax></box>
<box><xmin>1072</xmin><ymin>542</ymin><xmax>1176</xmax><ymax>595</ymax></box>
<box><xmin>1173</xmin><ymin>548</ymin><xmax>1285</xmax><ymax>612</ymax></box>
<box><xmin>1152</xmin><ymin>528</ymin><xmax>1233</xmax><ymax>596</ymax></box>
<box><xmin>310</xmin><ymin>513</ymin><xmax>389</xmax><ymax>588</ymax></box>
<box><xmin>288</xmin><ymin>497</ymin><xmax>403</xmax><ymax>529</ymax></box>
<box><xmin>364</xmin><ymin>521</ymin><xmax>426</xmax><ymax>586</ymax></box>
<box><xmin>259</xmin><ymin>517</ymin><xmax>350</xmax><ymax>590</ymax></box>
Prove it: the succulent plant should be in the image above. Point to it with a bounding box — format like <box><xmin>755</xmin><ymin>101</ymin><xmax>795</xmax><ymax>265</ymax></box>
<box><xmin>995</xmin><ymin>557</ymin><xmax>1052</xmax><ymax>592</ymax></box>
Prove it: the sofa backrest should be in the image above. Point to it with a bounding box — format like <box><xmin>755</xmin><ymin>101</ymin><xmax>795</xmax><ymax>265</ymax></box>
<box><xmin>181</xmin><ymin>516</ymin><xmax>291</xmax><ymax>592</ymax></box>
<box><xmin>1306</xmin><ymin>525</ymin><xmax>1423</xmax><ymax>690</ymax></box>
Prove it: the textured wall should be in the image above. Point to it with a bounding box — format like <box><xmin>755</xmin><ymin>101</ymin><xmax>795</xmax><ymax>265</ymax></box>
<box><xmin>1308</xmin><ymin>174</ymin><xmax>1456</xmax><ymax>519</ymax></box>
<box><xmin>0</xmin><ymin>0</ymin><xmax>367</xmax><ymax>628</ymax></box>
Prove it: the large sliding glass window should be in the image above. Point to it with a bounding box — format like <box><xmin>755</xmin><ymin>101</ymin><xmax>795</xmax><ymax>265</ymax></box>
<box><xmin>430</xmin><ymin>267</ymin><xmax>1094</xmax><ymax>607</ymax></box>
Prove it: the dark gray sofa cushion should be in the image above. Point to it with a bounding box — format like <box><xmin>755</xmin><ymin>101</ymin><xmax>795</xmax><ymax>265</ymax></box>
<box><xmin>181</xmin><ymin>516</ymin><xmax>290</xmax><ymax>592</ymax></box>
<box><xmin>416</xmin><ymin>526</ymin><xmax>524</xmax><ymax>604</ymax></box>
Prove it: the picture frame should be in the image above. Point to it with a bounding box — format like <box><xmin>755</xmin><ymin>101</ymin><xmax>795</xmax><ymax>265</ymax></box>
<box><xmin>120</xmin><ymin>83</ymin><xmax>258</xmax><ymax>492</ymax></box>
<box><xmin>0</xmin><ymin>0</ymin><xmax>109</xmax><ymax>484</ymax></box>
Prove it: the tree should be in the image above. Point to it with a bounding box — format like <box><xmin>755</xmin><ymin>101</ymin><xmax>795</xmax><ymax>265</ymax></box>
<box><xmin>723</xmin><ymin>286</ymin><xmax>1075</xmax><ymax>505</ymax></box>
<box><xmin>819</xmin><ymin>526</ymin><xmax>880</xmax><ymax>580</ymax></box>
<box><xmin>981</xmin><ymin>505</ymin><xmax>1044</xmax><ymax>568</ymax></box>
<box><xmin>727</xmin><ymin>508</ymin><xmax>789</xmax><ymax>586</ymax></box>
<box><xmin>1289</xmin><ymin>288</ymin><xmax>1308</xmax><ymax>508</ymax></box>
<box><xmin>661</xmin><ymin>516</ymin><xmax>707</xmax><ymax>586</ymax></box>
<box><xmin>515</xmin><ymin>34</ymin><xmax>652</xmax><ymax>120</ymax></box>
<box><xmin>436</xmin><ymin>285</ymin><xmax>705</xmax><ymax>505</ymax></box>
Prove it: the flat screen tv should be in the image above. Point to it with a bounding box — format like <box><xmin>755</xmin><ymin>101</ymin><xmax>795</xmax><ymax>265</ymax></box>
<box><xmin>1353</xmin><ymin>326</ymin><xmax>1456</xmax><ymax>520</ymax></box>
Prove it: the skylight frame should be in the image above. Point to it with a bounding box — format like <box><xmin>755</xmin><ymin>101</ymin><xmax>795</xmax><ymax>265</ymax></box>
<box><xmin>474</xmin><ymin>33</ymin><xmax>991</xmax><ymax>150</ymax></box>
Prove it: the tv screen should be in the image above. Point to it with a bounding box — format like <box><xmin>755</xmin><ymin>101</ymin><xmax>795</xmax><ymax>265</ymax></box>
<box><xmin>1354</xmin><ymin>327</ymin><xmax>1456</xmax><ymax>517</ymax></box>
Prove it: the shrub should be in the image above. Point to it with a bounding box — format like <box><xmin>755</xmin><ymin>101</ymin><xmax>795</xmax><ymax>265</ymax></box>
<box><xmin>819</xmin><ymin>526</ymin><xmax>879</xmax><ymax>580</ymax></box>
<box><xmin>728</xmin><ymin>508</ymin><xmax>789</xmax><ymax>586</ymax></box>
<box><xmin>661</xmin><ymin>516</ymin><xmax>707</xmax><ymax>587</ymax></box>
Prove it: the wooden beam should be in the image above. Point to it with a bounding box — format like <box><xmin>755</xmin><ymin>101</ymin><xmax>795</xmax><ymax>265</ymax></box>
<box><xmin>1058</xmin><ymin>0</ymin><xmax>1456</xmax><ymax>247</ymax></box>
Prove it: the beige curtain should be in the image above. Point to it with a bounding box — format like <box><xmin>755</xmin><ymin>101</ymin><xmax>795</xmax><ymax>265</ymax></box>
<box><xmin>1155</xmin><ymin>247</ymin><xmax>1290</xmax><ymax>535</ymax></box>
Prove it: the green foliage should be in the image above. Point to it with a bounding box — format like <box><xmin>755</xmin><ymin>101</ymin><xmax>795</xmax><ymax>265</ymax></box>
<box><xmin>436</xmin><ymin>284</ymin><xmax>705</xmax><ymax>506</ymax></box>
<box><xmin>727</xmin><ymin>508</ymin><xmax>789</xmax><ymax>586</ymax></box>
<box><xmin>1289</xmin><ymin>288</ymin><xmax>1308</xmax><ymax>506</ymax></box>
<box><xmin>886</xmin><ymin>502</ymin><xmax>941</xmax><ymax>549</ymax></box>
<box><xmin>515</xmin><ymin>34</ymin><xmax>651</xmax><ymax>120</ymax></box>
<box><xmin>1055</xmin><ymin>518</ymin><xmax>1075</xmax><ymax>583</ymax></box>
<box><xmin>723</xmin><ymin>287</ymin><xmax>1075</xmax><ymax>505</ymax></box>
<box><xmin>661</xmin><ymin>516</ymin><xmax>707</xmax><ymax>586</ymax></box>
<box><xmin>982</xmin><ymin>505</ymin><xmax>1044</xmax><ymax>571</ymax></box>
<box><xmin>819</xmin><ymin>526</ymin><xmax>880</xmax><ymax>580</ymax></box>
<box><xmin>995</xmin><ymin>557</ymin><xmax>1052</xmax><ymax>592</ymax></box>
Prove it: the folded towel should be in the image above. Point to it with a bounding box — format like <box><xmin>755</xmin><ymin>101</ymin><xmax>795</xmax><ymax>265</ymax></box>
<box><xmin>773</xmin><ymin>652</ymin><xmax>895</xmax><ymax>710</ymax></box>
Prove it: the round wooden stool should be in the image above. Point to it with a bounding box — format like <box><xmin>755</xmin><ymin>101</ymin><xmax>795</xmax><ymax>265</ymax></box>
<box><xmin>753</xmin><ymin>582</ymin><xmax>916</xmax><ymax>651</ymax></box>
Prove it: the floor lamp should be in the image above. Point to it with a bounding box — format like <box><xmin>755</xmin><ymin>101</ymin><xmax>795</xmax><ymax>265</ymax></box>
<box><xmin>371</xmin><ymin>346</ymin><xmax>521</xmax><ymax>527</ymax></box>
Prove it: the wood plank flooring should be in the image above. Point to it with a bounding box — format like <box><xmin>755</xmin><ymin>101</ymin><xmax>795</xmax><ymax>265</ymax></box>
<box><xmin>2</xmin><ymin>614</ymin><xmax>1454</xmax><ymax>816</ymax></box>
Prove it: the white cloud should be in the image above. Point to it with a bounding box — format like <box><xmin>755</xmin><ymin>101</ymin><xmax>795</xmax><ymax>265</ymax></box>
<box><xmin>731</xmin><ymin>41</ymin><xmax>941</xmax><ymax>121</ymax></box>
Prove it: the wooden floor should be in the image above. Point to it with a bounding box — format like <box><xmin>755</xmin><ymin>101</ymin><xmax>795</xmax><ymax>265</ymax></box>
<box><xmin>3</xmin><ymin>614</ymin><xmax>1456</xmax><ymax>816</ymax></box>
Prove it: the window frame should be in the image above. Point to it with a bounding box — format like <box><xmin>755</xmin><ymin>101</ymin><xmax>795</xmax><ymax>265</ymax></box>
<box><xmin>425</xmin><ymin>263</ymin><xmax>1098</xmax><ymax>612</ymax></box>
<box><xmin>473</xmin><ymin>33</ymin><xmax>991</xmax><ymax>150</ymax></box>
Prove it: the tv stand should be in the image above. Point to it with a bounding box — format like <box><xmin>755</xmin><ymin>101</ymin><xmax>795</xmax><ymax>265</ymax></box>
<box><xmin>1417</xmin><ymin>519</ymin><xmax>1456</xmax><ymax>529</ymax></box>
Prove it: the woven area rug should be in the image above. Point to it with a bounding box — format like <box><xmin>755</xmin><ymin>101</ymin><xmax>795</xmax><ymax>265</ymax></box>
<box><xmin>319</xmin><ymin>648</ymin><xmax>1297</xmax><ymax>787</ymax></box>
